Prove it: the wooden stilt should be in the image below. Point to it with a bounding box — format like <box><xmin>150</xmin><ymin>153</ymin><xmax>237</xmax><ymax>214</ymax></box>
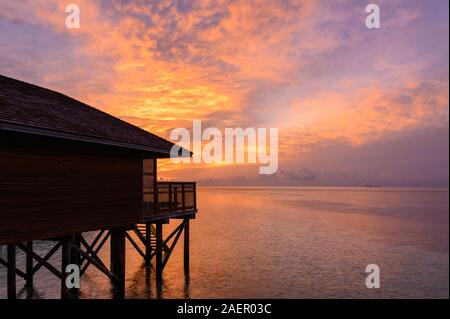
<box><xmin>155</xmin><ymin>225</ymin><xmax>163</xmax><ymax>298</ymax></box>
<box><xmin>184</xmin><ymin>271</ymin><xmax>190</xmax><ymax>299</ymax></box>
<box><xmin>110</xmin><ymin>227</ymin><xmax>126</xmax><ymax>299</ymax></box>
<box><xmin>145</xmin><ymin>223</ymin><xmax>152</xmax><ymax>266</ymax></box>
<box><xmin>155</xmin><ymin>223</ymin><xmax>163</xmax><ymax>281</ymax></box>
<box><xmin>25</xmin><ymin>241</ymin><xmax>33</xmax><ymax>288</ymax></box>
<box><xmin>7</xmin><ymin>245</ymin><xmax>16</xmax><ymax>299</ymax></box>
<box><xmin>184</xmin><ymin>219</ymin><xmax>190</xmax><ymax>272</ymax></box>
<box><xmin>71</xmin><ymin>234</ymin><xmax>81</xmax><ymax>298</ymax></box>
<box><xmin>71</xmin><ymin>235</ymin><xmax>81</xmax><ymax>266</ymax></box>
<box><xmin>61</xmin><ymin>236</ymin><xmax>72</xmax><ymax>299</ymax></box>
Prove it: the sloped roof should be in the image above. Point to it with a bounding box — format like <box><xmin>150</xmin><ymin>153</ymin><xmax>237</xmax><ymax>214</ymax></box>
<box><xmin>0</xmin><ymin>74</ymin><xmax>182</xmax><ymax>156</ymax></box>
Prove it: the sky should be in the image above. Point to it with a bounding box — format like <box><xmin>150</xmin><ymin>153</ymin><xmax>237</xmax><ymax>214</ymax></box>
<box><xmin>0</xmin><ymin>0</ymin><xmax>448</xmax><ymax>186</ymax></box>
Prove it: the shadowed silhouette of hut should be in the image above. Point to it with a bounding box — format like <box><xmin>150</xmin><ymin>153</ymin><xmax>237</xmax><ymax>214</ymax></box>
<box><xmin>0</xmin><ymin>74</ymin><xmax>196</xmax><ymax>299</ymax></box>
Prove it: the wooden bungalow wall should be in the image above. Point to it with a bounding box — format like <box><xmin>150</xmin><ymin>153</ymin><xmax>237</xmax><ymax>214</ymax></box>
<box><xmin>0</xmin><ymin>133</ymin><xmax>144</xmax><ymax>244</ymax></box>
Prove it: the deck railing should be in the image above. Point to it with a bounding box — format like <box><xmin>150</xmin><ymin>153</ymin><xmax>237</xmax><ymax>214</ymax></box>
<box><xmin>154</xmin><ymin>181</ymin><xmax>196</xmax><ymax>215</ymax></box>
<box><xmin>143</xmin><ymin>181</ymin><xmax>197</xmax><ymax>217</ymax></box>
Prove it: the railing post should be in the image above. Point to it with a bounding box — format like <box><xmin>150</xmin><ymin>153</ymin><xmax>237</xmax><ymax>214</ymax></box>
<box><xmin>168</xmin><ymin>184</ymin><xmax>173</xmax><ymax>213</ymax></box>
<box><xmin>155</xmin><ymin>183</ymin><xmax>159</xmax><ymax>214</ymax></box>
<box><xmin>174</xmin><ymin>185</ymin><xmax>178</xmax><ymax>211</ymax></box>
<box><xmin>182</xmin><ymin>183</ymin><xmax>186</xmax><ymax>212</ymax></box>
<box><xmin>193</xmin><ymin>182</ymin><xmax>197</xmax><ymax>209</ymax></box>
<box><xmin>153</xmin><ymin>158</ymin><xmax>158</xmax><ymax>214</ymax></box>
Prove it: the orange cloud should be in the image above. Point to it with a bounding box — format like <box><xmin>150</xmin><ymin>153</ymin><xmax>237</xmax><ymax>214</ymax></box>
<box><xmin>0</xmin><ymin>0</ymin><xmax>448</xmax><ymax>180</ymax></box>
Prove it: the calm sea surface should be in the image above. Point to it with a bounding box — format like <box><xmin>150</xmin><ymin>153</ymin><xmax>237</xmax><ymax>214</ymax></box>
<box><xmin>1</xmin><ymin>187</ymin><xmax>448</xmax><ymax>299</ymax></box>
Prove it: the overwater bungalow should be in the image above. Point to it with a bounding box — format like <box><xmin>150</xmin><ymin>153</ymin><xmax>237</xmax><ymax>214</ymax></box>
<box><xmin>0</xmin><ymin>74</ymin><xmax>197</xmax><ymax>299</ymax></box>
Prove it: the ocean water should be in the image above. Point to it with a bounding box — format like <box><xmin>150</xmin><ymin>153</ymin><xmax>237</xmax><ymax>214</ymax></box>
<box><xmin>1</xmin><ymin>187</ymin><xmax>448</xmax><ymax>299</ymax></box>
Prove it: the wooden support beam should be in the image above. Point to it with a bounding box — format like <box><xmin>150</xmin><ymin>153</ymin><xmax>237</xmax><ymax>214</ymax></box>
<box><xmin>71</xmin><ymin>234</ymin><xmax>81</xmax><ymax>267</ymax></box>
<box><xmin>149</xmin><ymin>222</ymin><xmax>183</xmax><ymax>260</ymax></box>
<box><xmin>80</xmin><ymin>231</ymin><xmax>110</xmax><ymax>275</ymax></box>
<box><xmin>163</xmin><ymin>222</ymin><xmax>185</xmax><ymax>247</ymax></box>
<box><xmin>155</xmin><ymin>223</ymin><xmax>163</xmax><ymax>281</ymax></box>
<box><xmin>32</xmin><ymin>241</ymin><xmax>62</xmax><ymax>274</ymax></box>
<box><xmin>7</xmin><ymin>245</ymin><xmax>16</xmax><ymax>299</ymax></box>
<box><xmin>72</xmin><ymin>244</ymin><xmax>116</xmax><ymax>281</ymax></box>
<box><xmin>80</xmin><ymin>235</ymin><xmax>108</xmax><ymax>270</ymax></box>
<box><xmin>133</xmin><ymin>227</ymin><xmax>147</xmax><ymax>246</ymax></box>
<box><xmin>18</xmin><ymin>243</ymin><xmax>62</xmax><ymax>279</ymax></box>
<box><xmin>0</xmin><ymin>256</ymin><xmax>26</xmax><ymax>278</ymax></box>
<box><xmin>61</xmin><ymin>236</ymin><xmax>74</xmax><ymax>299</ymax></box>
<box><xmin>110</xmin><ymin>227</ymin><xmax>126</xmax><ymax>299</ymax></box>
<box><xmin>162</xmin><ymin>223</ymin><xmax>184</xmax><ymax>269</ymax></box>
<box><xmin>71</xmin><ymin>235</ymin><xmax>81</xmax><ymax>299</ymax></box>
<box><xmin>125</xmin><ymin>232</ymin><xmax>145</xmax><ymax>258</ymax></box>
<box><xmin>25</xmin><ymin>241</ymin><xmax>33</xmax><ymax>288</ymax></box>
<box><xmin>0</xmin><ymin>257</ymin><xmax>7</xmax><ymax>268</ymax></box>
<box><xmin>80</xmin><ymin>230</ymin><xmax>105</xmax><ymax>265</ymax></box>
<box><xmin>184</xmin><ymin>219</ymin><xmax>190</xmax><ymax>272</ymax></box>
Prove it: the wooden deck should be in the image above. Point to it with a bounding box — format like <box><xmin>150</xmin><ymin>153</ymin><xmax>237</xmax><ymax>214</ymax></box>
<box><xmin>142</xmin><ymin>208</ymin><xmax>197</xmax><ymax>222</ymax></box>
<box><xmin>143</xmin><ymin>181</ymin><xmax>197</xmax><ymax>222</ymax></box>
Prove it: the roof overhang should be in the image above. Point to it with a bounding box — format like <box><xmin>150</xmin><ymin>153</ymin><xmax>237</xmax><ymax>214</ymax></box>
<box><xmin>0</xmin><ymin>121</ymin><xmax>192</xmax><ymax>158</ymax></box>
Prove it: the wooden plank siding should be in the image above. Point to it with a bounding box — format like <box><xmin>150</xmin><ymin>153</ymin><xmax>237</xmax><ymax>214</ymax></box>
<box><xmin>0</xmin><ymin>75</ymin><xmax>194</xmax><ymax>246</ymax></box>
<box><xmin>0</xmin><ymin>141</ymin><xmax>143</xmax><ymax>244</ymax></box>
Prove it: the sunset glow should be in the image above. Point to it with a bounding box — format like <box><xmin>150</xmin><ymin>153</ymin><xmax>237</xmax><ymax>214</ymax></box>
<box><xmin>1</xmin><ymin>0</ymin><xmax>448</xmax><ymax>185</ymax></box>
